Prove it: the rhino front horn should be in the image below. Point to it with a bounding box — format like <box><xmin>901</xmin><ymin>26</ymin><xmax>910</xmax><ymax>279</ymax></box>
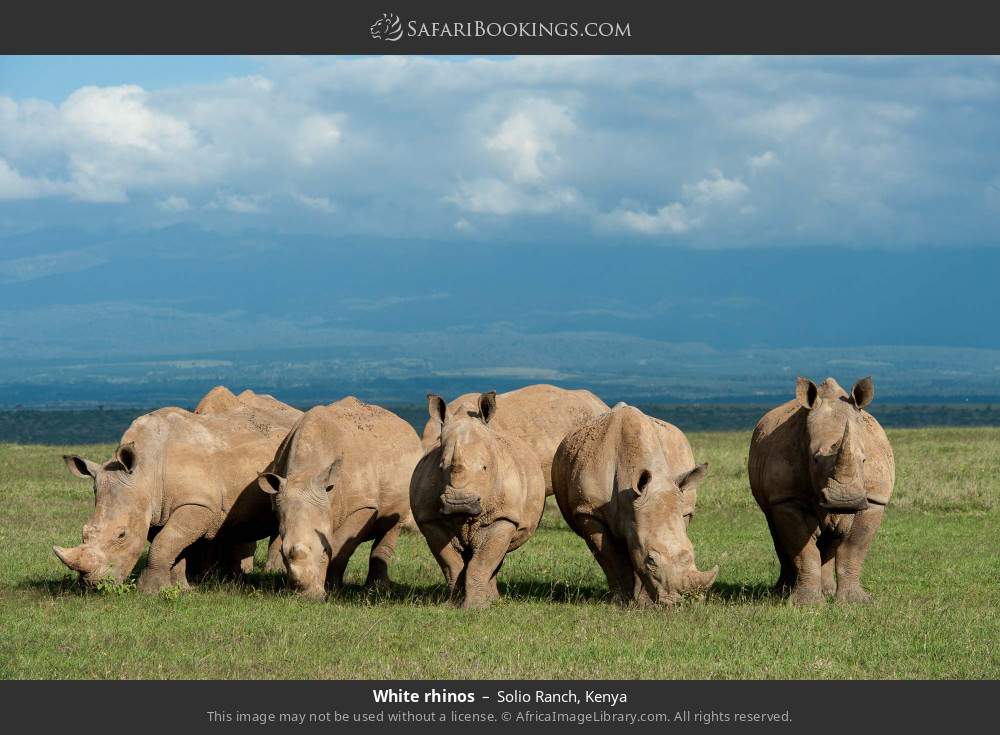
<box><xmin>693</xmin><ymin>565</ymin><xmax>719</xmax><ymax>591</ymax></box>
<box><xmin>53</xmin><ymin>544</ymin><xmax>85</xmax><ymax>572</ymax></box>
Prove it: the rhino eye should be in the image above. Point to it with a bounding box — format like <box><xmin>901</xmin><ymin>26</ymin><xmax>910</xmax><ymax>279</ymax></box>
<box><xmin>644</xmin><ymin>552</ymin><xmax>660</xmax><ymax>570</ymax></box>
<box><xmin>115</xmin><ymin>528</ymin><xmax>128</xmax><ymax>541</ymax></box>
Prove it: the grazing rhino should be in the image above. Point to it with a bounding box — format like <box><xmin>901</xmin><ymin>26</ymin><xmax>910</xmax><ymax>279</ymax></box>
<box><xmin>420</xmin><ymin>383</ymin><xmax>608</xmax><ymax>495</ymax></box>
<box><xmin>256</xmin><ymin>397</ymin><xmax>422</xmax><ymax>600</ymax></box>
<box><xmin>553</xmin><ymin>403</ymin><xmax>717</xmax><ymax>606</ymax></box>
<box><xmin>54</xmin><ymin>386</ymin><xmax>302</xmax><ymax>592</ymax></box>
<box><xmin>410</xmin><ymin>392</ymin><xmax>546</xmax><ymax>609</ymax></box>
<box><xmin>749</xmin><ymin>377</ymin><xmax>895</xmax><ymax>605</ymax></box>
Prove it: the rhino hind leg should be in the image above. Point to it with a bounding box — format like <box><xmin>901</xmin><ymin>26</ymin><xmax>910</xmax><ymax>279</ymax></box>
<box><xmin>769</xmin><ymin>503</ymin><xmax>824</xmax><ymax>606</ymax></box>
<box><xmin>765</xmin><ymin>514</ymin><xmax>797</xmax><ymax>595</ymax></box>
<box><xmin>463</xmin><ymin>520</ymin><xmax>515</xmax><ymax>609</ymax></box>
<box><xmin>835</xmin><ymin>504</ymin><xmax>885</xmax><ymax>604</ymax></box>
<box><xmin>365</xmin><ymin>521</ymin><xmax>402</xmax><ymax>589</ymax></box>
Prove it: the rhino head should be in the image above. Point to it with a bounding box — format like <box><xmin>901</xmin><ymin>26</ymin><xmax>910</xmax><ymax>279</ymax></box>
<box><xmin>53</xmin><ymin>443</ymin><xmax>154</xmax><ymax>586</ymax></box>
<box><xmin>428</xmin><ymin>391</ymin><xmax>501</xmax><ymax>518</ymax></box>
<box><xmin>796</xmin><ymin>376</ymin><xmax>874</xmax><ymax>513</ymax></box>
<box><xmin>618</xmin><ymin>463</ymin><xmax>718</xmax><ymax>605</ymax></box>
<box><xmin>258</xmin><ymin>464</ymin><xmax>339</xmax><ymax>601</ymax></box>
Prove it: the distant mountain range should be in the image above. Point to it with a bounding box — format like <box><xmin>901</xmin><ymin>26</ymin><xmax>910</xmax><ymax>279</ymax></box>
<box><xmin>1</xmin><ymin>225</ymin><xmax>998</xmax><ymax>407</ymax></box>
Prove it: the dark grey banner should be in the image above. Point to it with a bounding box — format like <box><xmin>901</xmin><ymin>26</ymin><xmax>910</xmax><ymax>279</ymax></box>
<box><xmin>1</xmin><ymin>680</ymin><xmax>996</xmax><ymax>732</ymax></box>
<box><xmin>2</xmin><ymin>0</ymin><xmax>1000</xmax><ymax>53</ymax></box>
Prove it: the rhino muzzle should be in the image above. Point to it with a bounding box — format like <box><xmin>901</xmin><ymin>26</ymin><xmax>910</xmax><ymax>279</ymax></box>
<box><xmin>52</xmin><ymin>544</ymin><xmax>111</xmax><ymax>582</ymax></box>
<box><xmin>440</xmin><ymin>487</ymin><xmax>482</xmax><ymax>516</ymax></box>
<box><xmin>818</xmin><ymin>421</ymin><xmax>869</xmax><ymax>512</ymax></box>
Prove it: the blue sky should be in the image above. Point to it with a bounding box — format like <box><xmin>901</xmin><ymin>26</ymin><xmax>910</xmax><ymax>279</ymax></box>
<box><xmin>2</xmin><ymin>55</ymin><xmax>999</xmax><ymax>247</ymax></box>
<box><xmin>0</xmin><ymin>56</ymin><xmax>999</xmax><ymax>376</ymax></box>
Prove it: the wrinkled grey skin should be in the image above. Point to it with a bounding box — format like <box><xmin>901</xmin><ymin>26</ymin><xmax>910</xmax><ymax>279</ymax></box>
<box><xmin>552</xmin><ymin>404</ymin><xmax>717</xmax><ymax>606</ymax></box>
<box><xmin>53</xmin><ymin>387</ymin><xmax>301</xmax><ymax>592</ymax></box>
<box><xmin>749</xmin><ymin>376</ymin><xmax>895</xmax><ymax>605</ymax></box>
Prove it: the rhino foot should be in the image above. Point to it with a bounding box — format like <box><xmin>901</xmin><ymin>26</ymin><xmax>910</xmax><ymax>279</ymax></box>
<box><xmin>790</xmin><ymin>586</ymin><xmax>825</xmax><ymax>606</ymax></box>
<box><xmin>835</xmin><ymin>584</ymin><xmax>872</xmax><ymax>604</ymax></box>
<box><xmin>137</xmin><ymin>568</ymin><xmax>174</xmax><ymax>594</ymax></box>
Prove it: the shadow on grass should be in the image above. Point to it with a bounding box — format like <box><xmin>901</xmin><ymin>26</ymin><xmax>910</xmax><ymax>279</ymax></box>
<box><xmin>707</xmin><ymin>580</ymin><xmax>777</xmax><ymax>603</ymax></box>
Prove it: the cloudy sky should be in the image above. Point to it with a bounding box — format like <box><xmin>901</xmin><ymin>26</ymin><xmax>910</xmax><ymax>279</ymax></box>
<box><xmin>2</xmin><ymin>55</ymin><xmax>999</xmax><ymax>247</ymax></box>
<box><xmin>1</xmin><ymin>55</ymin><xmax>999</xmax><ymax>380</ymax></box>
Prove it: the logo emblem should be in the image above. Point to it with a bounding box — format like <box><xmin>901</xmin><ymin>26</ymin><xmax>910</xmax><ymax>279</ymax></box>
<box><xmin>370</xmin><ymin>13</ymin><xmax>403</xmax><ymax>41</ymax></box>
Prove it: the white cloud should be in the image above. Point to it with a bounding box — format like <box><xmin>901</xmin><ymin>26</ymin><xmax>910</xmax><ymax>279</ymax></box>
<box><xmin>293</xmin><ymin>193</ymin><xmax>337</xmax><ymax>213</ymax></box>
<box><xmin>608</xmin><ymin>202</ymin><xmax>699</xmax><ymax>235</ymax></box>
<box><xmin>683</xmin><ymin>170</ymin><xmax>749</xmax><ymax>206</ymax></box>
<box><xmin>293</xmin><ymin>115</ymin><xmax>342</xmax><ymax>165</ymax></box>
<box><xmin>447</xmin><ymin>177</ymin><xmax>578</xmax><ymax>216</ymax></box>
<box><xmin>485</xmin><ymin>99</ymin><xmax>575</xmax><ymax>184</ymax></box>
<box><xmin>157</xmin><ymin>195</ymin><xmax>191</xmax><ymax>212</ymax></box>
<box><xmin>212</xmin><ymin>192</ymin><xmax>267</xmax><ymax>214</ymax></box>
<box><xmin>748</xmin><ymin>150</ymin><xmax>778</xmax><ymax>173</ymax></box>
<box><xmin>0</xmin><ymin>158</ymin><xmax>63</xmax><ymax>200</ymax></box>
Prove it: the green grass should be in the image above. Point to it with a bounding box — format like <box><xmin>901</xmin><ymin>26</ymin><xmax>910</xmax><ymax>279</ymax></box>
<box><xmin>1</xmin><ymin>428</ymin><xmax>998</xmax><ymax>679</ymax></box>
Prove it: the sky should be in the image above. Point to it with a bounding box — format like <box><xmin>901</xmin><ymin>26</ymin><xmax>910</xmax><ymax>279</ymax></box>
<box><xmin>0</xmin><ymin>55</ymin><xmax>999</xmax><ymax>383</ymax></box>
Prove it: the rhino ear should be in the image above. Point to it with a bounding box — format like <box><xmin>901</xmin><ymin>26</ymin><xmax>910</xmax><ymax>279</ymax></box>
<box><xmin>676</xmin><ymin>462</ymin><xmax>708</xmax><ymax>493</ymax></box>
<box><xmin>319</xmin><ymin>459</ymin><xmax>343</xmax><ymax>493</ymax></box>
<box><xmin>115</xmin><ymin>442</ymin><xmax>137</xmax><ymax>473</ymax></box>
<box><xmin>633</xmin><ymin>469</ymin><xmax>653</xmax><ymax>499</ymax></box>
<box><xmin>795</xmin><ymin>376</ymin><xmax>819</xmax><ymax>410</ymax></box>
<box><xmin>63</xmin><ymin>455</ymin><xmax>101</xmax><ymax>479</ymax></box>
<box><xmin>427</xmin><ymin>393</ymin><xmax>447</xmax><ymax>424</ymax></box>
<box><xmin>851</xmin><ymin>377</ymin><xmax>874</xmax><ymax>409</ymax></box>
<box><xmin>478</xmin><ymin>391</ymin><xmax>498</xmax><ymax>425</ymax></box>
<box><xmin>257</xmin><ymin>472</ymin><xmax>285</xmax><ymax>495</ymax></box>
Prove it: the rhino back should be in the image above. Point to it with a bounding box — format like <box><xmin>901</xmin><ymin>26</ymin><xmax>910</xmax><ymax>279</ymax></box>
<box><xmin>126</xmin><ymin>400</ymin><xmax>298</xmax><ymax>522</ymax></box>
<box><xmin>554</xmin><ymin>406</ymin><xmax>666</xmax><ymax>523</ymax></box>
<box><xmin>281</xmin><ymin>399</ymin><xmax>421</xmax><ymax>520</ymax></box>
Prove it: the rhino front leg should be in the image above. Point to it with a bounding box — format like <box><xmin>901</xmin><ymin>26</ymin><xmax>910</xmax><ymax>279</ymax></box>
<box><xmin>419</xmin><ymin>521</ymin><xmax>466</xmax><ymax>602</ymax></box>
<box><xmin>770</xmin><ymin>502</ymin><xmax>823</xmax><ymax>605</ymax></box>
<box><xmin>835</xmin><ymin>503</ymin><xmax>885</xmax><ymax>604</ymax></box>
<box><xmin>575</xmin><ymin>514</ymin><xmax>634</xmax><ymax>603</ymax></box>
<box><xmin>366</xmin><ymin>522</ymin><xmax>402</xmax><ymax>588</ymax></box>
<box><xmin>138</xmin><ymin>505</ymin><xmax>215</xmax><ymax>593</ymax></box>
<box><xmin>325</xmin><ymin>508</ymin><xmax>378</xmax><ymax>591</ymax></box>
<box><xmin>264</xmin><ymin>533</ymin><xmax>284</xmax><ymax>573</ymax></box>
<box><xmin>817</xmin><ymin>532</ymin><xmax>841</xmax><ymax>597</ymax></box>
<box><xmin>463</xmin><ymin>520</ymin><xmax>516</xmax><ymax>609</ymax></box>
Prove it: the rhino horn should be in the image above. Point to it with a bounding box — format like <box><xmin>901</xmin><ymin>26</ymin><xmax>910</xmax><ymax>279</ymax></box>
<box><xmin>689</xmin><ymin>565</ymin><xmax>719</xmax><ymax>592</ymax></box>
<box><xmin>833</xmin><ymin>421</ymin><xmax>860</xmax><ymax>482</ymax></box>
<box><xmin>53</xmin><ymin>544</ymin><xmax>89</xmax><ymax>573</ymax></box>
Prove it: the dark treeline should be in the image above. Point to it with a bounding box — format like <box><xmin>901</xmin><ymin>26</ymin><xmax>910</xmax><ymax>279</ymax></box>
<box><xmin>2</xmin><ymin>403</ymin><xmax>998</xmax><ymax>445</ymax></box>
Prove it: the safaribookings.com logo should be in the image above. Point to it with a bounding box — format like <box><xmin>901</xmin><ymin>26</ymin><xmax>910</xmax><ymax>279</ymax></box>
<box><xmin>369</xmin><ymin>13</ymin><xmax>631</xmax><ymax>41</ymax></box>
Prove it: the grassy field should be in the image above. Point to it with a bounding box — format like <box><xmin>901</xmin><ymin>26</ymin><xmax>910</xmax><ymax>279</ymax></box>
<box><xmin>1</xmin><ymin>427</ymin><xmax>997</xmax><ymax>679</ymax></box>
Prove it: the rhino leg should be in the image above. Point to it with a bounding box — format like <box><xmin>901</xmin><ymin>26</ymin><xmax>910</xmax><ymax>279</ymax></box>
<box><xmin>818</xmin><ymin>533</ymin><xmax>841</xmax><ymax>597</ymax></box>
<box><xmin>419</xmin><ymin>521</ymin><xmax>467</xmax><ymax>602</ymax></box>
<box><xmin>765</xmin><ymin>514</ymin><xmax>796</xmax><ymax>594</ymax></box>
<box><xmin>263</xmin><ymin>533</ymin><xmax>284</xmax><ymax>573</ymax></box>
<box><xmin>138</xmin><ymin>505</ymin><xmax>214</xmax><ymax>594</ymax></box>
<box><xmin>488</xmin><ymin>558</ymin><xmax>504</xmax><ymax>602</ymax></box>
<box><xmin>365</xmin><ymin>521</ymin><xmax>402</xmax><ymax>589</ymax></box>
<box><xmin>463</xmin><ymin>520</ymin><xmax>515</xmax><ymax>609</ymax></box>
<box><xmin>835</xmin><ymin>504</ymin><xmax>884</xmax><ymax>604</ymax></box>
<box><xmin>770</xmin><ymin>502</ymin><xmax>824</xmax><ymax>605</ymax></box>
<box><xmin>325</xmin><ymin>508</ymin><xmax>377</xmax><ymax>590</ymax></box>
<box><xmin>575</xmin><ymin>514</ymin><xmax>634</xmax><ymax>603</ymax></box>
<box><xmin>169</xmin><ymin>557</ymin><xmax>191</xmax><ymax>590</ymax></box>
